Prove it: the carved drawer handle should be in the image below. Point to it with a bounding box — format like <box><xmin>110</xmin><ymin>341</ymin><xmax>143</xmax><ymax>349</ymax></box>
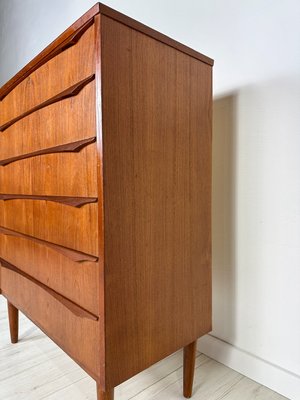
<box><xmin>0</xmin><ymin>226</ymin><xmax>98</xmax><ymax>263</ymax></box>
<box><xmin>0</xmin><ymin>193</ymin><xmax>97</xmax><ymax>208</ymax></box>
<box><xmin>0</xmin><ymin>17</ymin><xmax>95</xmax><ymax>101</ymax></box>
<box><xmin>0</xmin><ymin>74</ymin><xmax>95</xmax><ymax>132</ymax></box>
<box><xmin>0</xmin><ymin>137</ymin><xmax>96</xmax><ymax>166</ymax></box>
<box><xmin>0</xmin><ymin>257</ymin><xmax>99</xmax><ymax>321</ymax></box>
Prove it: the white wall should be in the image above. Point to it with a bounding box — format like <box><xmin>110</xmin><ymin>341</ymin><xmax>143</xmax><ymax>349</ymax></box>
<box><xmin>1</xmin><ymin>0</ymin><xmax>300</xmax><ymax>398</ymax></box>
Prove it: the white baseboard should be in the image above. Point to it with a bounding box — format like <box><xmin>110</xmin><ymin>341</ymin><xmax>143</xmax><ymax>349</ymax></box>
<box><xmin>198</xmin><ymin>334</ymin><xmax>300</xmax><ymax>400</ymax></box>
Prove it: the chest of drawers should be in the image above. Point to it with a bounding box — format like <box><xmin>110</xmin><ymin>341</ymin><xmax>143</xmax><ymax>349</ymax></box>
<box><xmin>0</xmin><ymin>3</ymin><xmax>213</xmax><ymax>399</ymax></box>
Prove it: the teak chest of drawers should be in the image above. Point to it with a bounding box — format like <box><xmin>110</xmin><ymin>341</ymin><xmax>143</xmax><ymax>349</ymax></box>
<box><xmin>0</xmin><ymin>3</ymin><xmax>213</xmax><ymax>399</ymax></box>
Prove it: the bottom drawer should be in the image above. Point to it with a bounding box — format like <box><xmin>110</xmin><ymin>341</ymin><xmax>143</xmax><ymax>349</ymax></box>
<box><xmin>0</xmin><ymin>235</ymin><xmax>99</xmax><ymax>315</ymax></box>
<box><xmin>1</xmin><ymin>266</ymin><xmax>102</xmax><ymax>381</ymax></box>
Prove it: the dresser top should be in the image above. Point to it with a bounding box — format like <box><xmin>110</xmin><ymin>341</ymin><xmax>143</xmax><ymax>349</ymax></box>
<box><xmin>0</xmin><ymin>2</ymin><xmax>214</xmax><ymax>100</ymax></box>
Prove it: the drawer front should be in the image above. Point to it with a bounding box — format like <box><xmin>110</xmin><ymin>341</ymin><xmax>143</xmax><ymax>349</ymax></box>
<box><xmin>0</xmin><ymin>200</ymin><xmax>98</xmax><ymax>256</ymax></box>
<box><xmin>0</xmin><ymin>23</ymin><xmax>95</xmax><ymax>128</ymax></box>
<box><xmin>0</xmin><ymin>234</ymin><xmax>100</xmax><ymax>315</ymax></box>
<box><xmin>1</xmin><ymin>264</ymin><xmax>101</xmax><ymax>380</ymax></box>
<box><xmin>0</xmin><ymin>142</ymin><xmax>98</xmax><ymax>197</ymax></box>
<box><xmin>0</xmin><ymin>81</ymin><xmax>96</xmax><ymax>163</ymax></box>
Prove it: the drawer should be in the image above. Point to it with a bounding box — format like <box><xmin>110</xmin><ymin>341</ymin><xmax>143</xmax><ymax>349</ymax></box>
<box><xmin>0</xmin><ymin>22</ymin><xmax>95</xmax><ymax>129</ymax></box>
<box><xmin>0</xmin><ymin>234</ymin><xmax>100</xmax><ymax>315</ymax></box>
<box><xmin>0</xmin><ymin>263</ymin><xmax>102</xmax><ymax>380</ymax></box>
<box><xmin>0</xmin><ymin>199</ymin><xmax>98</xmax><ymax>256</ymax></box>
<box><xmin>0</xmin><ymin>142</ymin><xmax>98</xmax><ymax>197</ymax></box>
<box><xmin>0</xmin><ymin>81</ymin><xmax>96</xmax><ymax>163</ymax></box>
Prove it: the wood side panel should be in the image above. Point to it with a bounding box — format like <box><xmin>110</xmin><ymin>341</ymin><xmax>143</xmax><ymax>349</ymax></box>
<box><xmin>0</xmin><ymin>24</ymin><xmax>95</xmax><ymax>126</ymax></box>
<box><xmin>98</xmin><ymin>3</ymin><xmax>214</xmax><ymax>66</ymax></box>
<box><xmin>1</xmin><ymin>267</ymin><xmax>101</xmax><ymax>381</ymax></box>
<box><xmin>0</xmin><ymin>201</ymin><xmax>98</xmax><ymax>256</ymax></box>
<box><xmin>101</xmin><ymin>16</ymin><xmax>212</xmax><ymax>387</ymax></box>
<box><xmin>0</xmin><ymin>144</ymin><xmax>98</xmax><ymax>197</ymax></box>
<box><xmin>0</xmin><ymin>82</ymin><xmax>96</xmax><ymax>161</ymax></box>
<box><xmin>0</xmin><ymin>234</ymin><xmax>99</xmax><ymax>315</ymax></box>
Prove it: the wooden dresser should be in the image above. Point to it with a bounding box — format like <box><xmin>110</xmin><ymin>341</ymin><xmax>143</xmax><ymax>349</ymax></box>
<box><xmin>0</xmin><ymin>3</ymin><xmax>213</xmax><ymax>399</ymax></box>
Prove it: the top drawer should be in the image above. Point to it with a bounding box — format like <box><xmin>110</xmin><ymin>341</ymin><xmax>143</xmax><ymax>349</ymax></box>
<box><xmin>0</xmin><ymin>22</ymin><xmax>95</xmax><ymax>129</ymax></box>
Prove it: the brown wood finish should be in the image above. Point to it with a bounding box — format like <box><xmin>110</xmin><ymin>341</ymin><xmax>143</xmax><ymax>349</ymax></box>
<box><xmin>0</xmin><ymin>199</ymin><xmax>99</xmax><ymax>255</ymax></box>
<box><xmin>94</xmin><ymin>12</ymin><xmax>106</xmax><ymax>390</ymax></box>
<box><xmin>0</xmin><ymin>226</ymin><xmax>98</xmax><ymax>262</ymax></box>
<box><xmin>0</xmin><ymin>23</ymin><xmax>95</xmax><ymax>127</ymax></box>
<box><xmin>0</xmin><ymin>194</ymin><xmax>97</xmax><ymax>207</ymax></box>
<box><xmin>0</xmin><ymin>234</ymin><xmax>99</xmax><ymax>315</ymax></box>
<box><xmin>0</xmin><ymin>143</ymin><xmax>98</xmax><ymax>196</ymax></box>
<box><xmin>97</xmin><ymin>384</ymin><xmax>114</xmax><ymax>400</ymax></box>
<box><xmin>183</xmin><ymin>341</ymin><xmax>197</xmax><ymax>398</ymax></box>
<box><xmin>1</xmin><ymin>258</ymin><xmax>98</xmax><ymax>321</ymax></box>
<box><xmin>0</xmin><ymin>81</ymin><xmax>96</xmax><ymax>163</ymax></box>
<box><xmin>0</xmin><ymin>136</ymin><xmax>96</xmax><ymax>166</ymax></box>
<box><xmin>102</xmin><ymin>16</ymin><xmax>212</xmax><ymax>388</ymax></box>
<box><xmin>1</xmin><ymin>266</ymin><xmax>101</xmax><ymax>381</ymax></box>
<box><xmin>7</xmin><ymin>301</ymin><xmax>19</xmax><ymax>344</ymax></box>
<box><xmin>0</xmin><ymin>3</ymin><xmax>213</xmax><ymax>398</ymax></box>
<box><xmin>0</xmin><ymin>4</ymin><xmax>100</xmax><ymax>100</ymax></box>
<box><xmin>98</xmin><ymin>3</ymin><xmax>214</xmax><ymax>66</ymax></box>
<box><xmin>0</xmin><ymin>74</ymin><xmax>95</xmax><ymax>132</ymax></box>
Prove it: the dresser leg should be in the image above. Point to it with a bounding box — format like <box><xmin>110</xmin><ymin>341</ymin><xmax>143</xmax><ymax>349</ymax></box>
<box><xmin>183</xmin><ymin>340</ymin><xmax>197</xmax><ymax>398</ymax></box>
<box><xmin>7</xmin><ymin>301</ymin><xmax>19</xmax><ymax>344</ymax></box>
<box><xmin>97</xmin><ymin>383</ymin><xmax>114</xmax><ymax>400</ymax></box>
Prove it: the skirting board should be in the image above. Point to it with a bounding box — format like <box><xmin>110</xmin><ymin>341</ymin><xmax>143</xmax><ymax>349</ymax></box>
<box><xmin>198</xmin><ymin>334</ymin><xmax>300</xmax><ymax>400</ymax></box>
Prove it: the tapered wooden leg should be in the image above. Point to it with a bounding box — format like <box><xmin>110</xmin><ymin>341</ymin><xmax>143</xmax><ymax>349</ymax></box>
<box><xmin>7</xmin><ymin>301</ymin><xmax>19</xmax><ymax>344</ymax></box>
<box><xmin>97</xmin><ymin>383</ymin><xmax>114</xmax><ymax>400</ymax></box>
<box><xmin>183</xmin><ymin>340</ymin><xmax>197</xmax><ymax>398</ymax></box>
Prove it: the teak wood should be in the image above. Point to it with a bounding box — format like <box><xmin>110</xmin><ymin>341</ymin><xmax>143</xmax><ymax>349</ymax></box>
<box><xmin>184</xmin><ymin>341</ymin><xmax>198</xmax><ymax>398</ymax></box>
<box><xmin>0</xmin><ymin>3</ymin><xmax>213</xmax><ymax>398</ymax></box>
<box><xmin>7</xmin><ymin>301</ymin><xmax>19</xmax><ymax>344</ymax></box>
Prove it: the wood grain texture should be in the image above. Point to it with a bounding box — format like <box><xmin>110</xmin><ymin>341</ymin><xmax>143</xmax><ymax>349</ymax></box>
<box><xmin>7</xmin><ymin>301</ymin><xmax>19</xmax><ymax>344</ymax></box>
<box><xmin>98</xmin><ymin>3</ymin><xmax>214</xmax><ymax>66</ymax></box>
<box><xmin>94</xmin><ymin>13</ymin><xmax>106</xmax><ymax>390</ymax></box>
<box><xmin>0</xmin><ymin>81</ymin><xmax>96</xmax><ymax>163</ymax></box>
<box><xmin>0</xmin><ymin>234</ymin><xmax>99</xmax><ymax>315</ymax></box>
<box><xmin>183</xmin><ymin>341</ymin><xmax>197</xmax><ymax>398</ymax></box>
<box><xmin>0</xmin><ymin>4</ymin><xmax>100</xmax><ymax>100</ymax></box>
<box><xmin>0</xmin><ymin>2</ymin><xmax>213</xmax><ymax>102</ymax></box>
<box><xmin>0</xmin><ymin>23</ymin><xmax>95</xmax><ymax>127</ymax></box>
<box><xmin>101</xmin><ymin>16</ymin><xmax>212</xmax><ymax>388</ymax></box>
<box><xmin>0</xmin><ymin>199</ymin><xmax>98</xmax><ymax>255</ymax></box>
<box><xmin>0</xmin><ymin>5</ymin><xmax>213</xmax><ymax>398</ymax></box>
<box><xmin>1</xmin><ymin>258</ymin><xmax>98</xmax><ymax>321</ymax></box>
<box><xmin>0</xmin><ymin>143</ymin><xmax>98</xmax><ymax>197</ymax></box>
<box><xmin>0</xmin><ymin>226</ymin><xmax>98</xmax><ymax>262</ymax></box>
<box><xmin>1</xmin><ymin>267</ymin><xmax>101</xmax><ymax>381</ymax></box>
<box><xmin>0</xmin><ymin>74</ymin><xmax>95</xmax><ymax>132</ymax></box>
<box><xmin>0</xmin><ymin>194</ymin><xmax>97</xmax><ymax>207</ymax></box>
<box><xmin>0</xmin><ymin>136</ymin><xmax>95</xmax><ymax>166</ymax></box>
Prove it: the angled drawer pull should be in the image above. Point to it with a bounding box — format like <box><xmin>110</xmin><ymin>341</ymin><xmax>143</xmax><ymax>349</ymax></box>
<box><xmin>0</xmin><ymin>194</ymin><xmax>97</xmax><ymax>207</ymax></box>
<box><xmin>0</xmin><ymin>74</ymin><xmax>95</xmax><ymax>132</ymax></box>
<box><xmin>0</xmin><ymin>17</ymin><xmax>95</xmax><ymax>101</ymax></box>
<box><xmin>0</xmin><ymin>257</ymin><xmax>99</xmax><ymax>321</ymax></box>
<box><xmin>0</xmin><ymin>137</ymin><xmax>96</xmax><ymax>166</ymax></box>
<box><xmin>0</xmin><ymin>226</ymin><xmax>98</xmax><ymax>263</ymax></box>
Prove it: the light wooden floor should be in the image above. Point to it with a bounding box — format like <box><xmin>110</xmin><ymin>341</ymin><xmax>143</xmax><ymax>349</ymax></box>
<box><xmin>0</xmin><ymin>297</ymin><xmax>287</xmax><ymax>400</ymax></box>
